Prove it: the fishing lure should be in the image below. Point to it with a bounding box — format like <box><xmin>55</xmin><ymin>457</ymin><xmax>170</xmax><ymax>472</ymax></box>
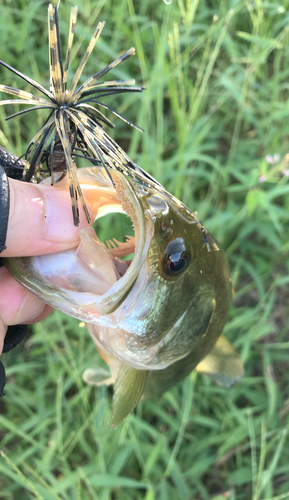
<box><xmin>0</xmin><ymin>4</ymin><xmax>148</xmax><ymax>225</ymax></box>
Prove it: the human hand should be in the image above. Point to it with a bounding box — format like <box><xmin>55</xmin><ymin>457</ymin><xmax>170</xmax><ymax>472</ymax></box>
<box><xmin>0</xmin><ymin>158</ymin><xmax>91</xmax><ymax>392</ymax></box>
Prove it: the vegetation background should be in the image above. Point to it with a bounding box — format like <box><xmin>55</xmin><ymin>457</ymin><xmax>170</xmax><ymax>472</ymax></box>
<box><xmin>1</xmin><ymin>0</ymin><xmax>289</xmax><ymax>498</ymax></box>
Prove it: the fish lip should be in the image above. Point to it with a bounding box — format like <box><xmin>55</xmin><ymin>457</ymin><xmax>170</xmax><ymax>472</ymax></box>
<box><xmin>79</xmin><ymin>167</ymin><xmax>156</xmax><ymax>315</ymax></box>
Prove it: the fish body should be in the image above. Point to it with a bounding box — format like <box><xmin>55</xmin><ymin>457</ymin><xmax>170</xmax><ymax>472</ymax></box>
<box><xmin>5</xmin><ymin>167</ymin><xmax>243</xmax><ymax>426</ymax></box>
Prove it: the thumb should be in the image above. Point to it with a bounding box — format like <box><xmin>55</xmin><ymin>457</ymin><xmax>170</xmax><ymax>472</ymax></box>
<box><xmin>1</xmin><ymin>176</ymin><xmax>92</xmax><ymax>258</ymax></box>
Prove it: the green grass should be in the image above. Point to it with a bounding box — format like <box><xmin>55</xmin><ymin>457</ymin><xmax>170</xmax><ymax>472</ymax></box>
<box><xmin>1</xmin><ymin>0</ymin><xmax>289</xmax><ymax>498</ymax></box>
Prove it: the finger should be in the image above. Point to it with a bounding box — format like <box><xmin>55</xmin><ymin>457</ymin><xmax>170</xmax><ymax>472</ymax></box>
<box><xmin>0</xmin><ymin>266</ymin><xmax>52</xmax><ymax>329</ymax></box>
<box><xmin>1</xmin><ymin>177</ymin><xmax>92</xmax><ymax>257</ymax></box>
<box><xmin>26</xmin><ymin>304</ymin><xmax>53</xmax><ymax>324</ymax></box>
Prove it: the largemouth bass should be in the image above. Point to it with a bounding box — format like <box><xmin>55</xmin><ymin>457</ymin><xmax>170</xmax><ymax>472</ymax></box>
<box><xmin>5</xmin><ymin>166</ymin><xmax>243</xmax><ymax>426</ymax></box>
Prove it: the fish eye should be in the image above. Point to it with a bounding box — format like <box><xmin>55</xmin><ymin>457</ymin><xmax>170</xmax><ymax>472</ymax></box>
<box><xmin>162</xmin><ymin>238</ymin><xmax>191</xmax><ymax>278</ymax></box>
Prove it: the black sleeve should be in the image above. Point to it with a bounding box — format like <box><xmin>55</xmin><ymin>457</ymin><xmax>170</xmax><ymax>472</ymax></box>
<box><xmin>0</xmin><ymin>146</ymin><xmax>26</xmax><ymax>180</ymax></box>
<box><xmin>0</xmin><ymin>162</ymin><xmax>10</xmax><ymax>253</ymax></box>
<box><xmin>0</xmin><ymin>146</ymin><xmax>28</xmax><ymax>395</ymax></box>
<box><xmin>0</xmin><ymin>361</ymin><xmax>5</xmax><ymax>397</ymax></box>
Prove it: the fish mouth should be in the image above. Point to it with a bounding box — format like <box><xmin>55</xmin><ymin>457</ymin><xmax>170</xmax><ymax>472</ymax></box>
<box><xmin>4</xmin><ymin>166</ymin><xmax>163</xmax><ymax>365</ymax></box>
<box><xmin>5</xmin><ymin>166</ymin><xmax>155</xmax><ymax>316</ymax></box>
<box><xmin>82</xmin><ymin>167</ymin><xmax>156</xmax><ymax>316</ymax></box>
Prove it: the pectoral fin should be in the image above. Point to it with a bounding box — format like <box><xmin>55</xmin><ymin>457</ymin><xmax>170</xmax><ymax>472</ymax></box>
<box><xmin>195</xmin><ymin>334</ymin><xmax>244</xmax><ymax>387</ymax></box>
<box><xmin>111</xmin><ymin>365</ymin><xmax>148</xmax><ymax>428</ymax></box>
<box><xmin>82</xmin><ymin>367</ymin><xmax>114</xmax><ymax>386</ymax></box>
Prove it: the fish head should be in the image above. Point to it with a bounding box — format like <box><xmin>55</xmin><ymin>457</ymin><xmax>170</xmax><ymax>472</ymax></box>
<box><xmin>5</xmin><ymin>166</ymin><xmax>232</xmax><ymax>373</ymax></box>
<box><xmin>92</xmin><ymin>168</ymin><xmax>233</xmax><ymax>372</ymax></box>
